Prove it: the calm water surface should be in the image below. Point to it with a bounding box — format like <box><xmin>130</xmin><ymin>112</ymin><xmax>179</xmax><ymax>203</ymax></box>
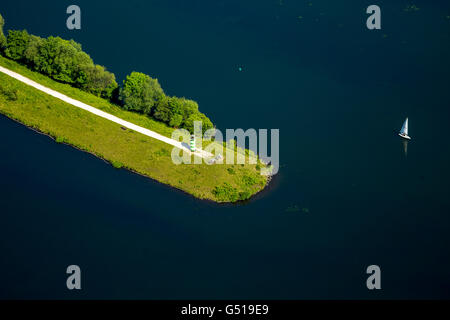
<box><xmin>1</xmin><ymin>0</ymin><xmax>450</xmax><ymax>299</ymax></box>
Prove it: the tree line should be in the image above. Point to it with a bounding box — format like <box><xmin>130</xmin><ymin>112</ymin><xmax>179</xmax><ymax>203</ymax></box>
<box><xmin>0</xmin><ymin>13</ymin><xmax>213</xmax><ymax>133</ymax></box>
<box><xmin>0</xmin><ymin>14</ymin><xmax>5</xmax><ymax>49</ymax></box>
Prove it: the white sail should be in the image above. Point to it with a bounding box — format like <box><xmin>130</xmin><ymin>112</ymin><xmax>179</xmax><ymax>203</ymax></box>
<box><xmin>400</xmin><ymin>118</ymin><xmax>408</xmax><ymax>135</ymax></box>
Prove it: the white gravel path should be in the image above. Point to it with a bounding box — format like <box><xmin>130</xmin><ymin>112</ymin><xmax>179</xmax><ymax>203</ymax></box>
<box><xmin>0</xmin><ymin>65</ymin><xmax>213</xmax><ymax>159</ymax></box>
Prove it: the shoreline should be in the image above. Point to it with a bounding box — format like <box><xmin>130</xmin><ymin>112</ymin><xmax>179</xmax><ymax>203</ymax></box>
<box><xmin>0</xmin><ymin>57</ymin><xmax>270</xmax><ymax>203</ymax></box>
<box><xmin>0</xmin><ymin>112</ymin><xmax>273</xmax><ymax>204</ymax></box>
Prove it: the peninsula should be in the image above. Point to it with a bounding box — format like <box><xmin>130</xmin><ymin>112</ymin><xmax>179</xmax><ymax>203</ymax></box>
<box><xmin>0</xmin><ymin>13</ymin><xmax>268</xmax><ymax>203</ymax></box>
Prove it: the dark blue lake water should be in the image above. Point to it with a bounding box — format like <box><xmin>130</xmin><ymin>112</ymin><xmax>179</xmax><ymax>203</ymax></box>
<box><xmin>1</xmin><ymin>0</ymin><xmax>450</xmax><ymax>299</ymax></box>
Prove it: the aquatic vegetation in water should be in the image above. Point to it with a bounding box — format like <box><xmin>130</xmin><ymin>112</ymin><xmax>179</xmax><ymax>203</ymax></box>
<box><xmin>404</xmin><ymin>5</ymin><xmax>420</xmax><ymax>13</ymax></box>
<box><xmin>285</xmin><ymin>205</ymin><xmax>300</xmax><ymax>213</ymax></box>
<box><xmin>285</xmin><ymin>205</ymin><xmax>310</xmax><ymax>213</ymax></box>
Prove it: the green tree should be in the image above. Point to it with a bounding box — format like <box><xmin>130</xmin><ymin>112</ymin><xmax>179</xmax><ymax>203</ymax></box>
<box><xmin>120</xmin><ymin>72</ymin><xmax>165</xmax><ymax>114</ymax></box>
<box><xmin>79</xmin><ymin>64</ymin><xmax>118</xmax><ymax>99</ymax></box>
<box><xmin>0</xmin><ymin>13</ymin><xmax>6</xmax><ymax>50</ymax></box>
<box><xmin>153</xmin><ymin>96</ymin><xmax>171</xmax><ymax>123</ymax></box>
<box><xmin>0</xmin><ymin>16</ymin><xmax>214</xmax><ymax>126</ymax></box>
<box><xmin>23</xmin><ymin>34</ymin><xmax>44</xmax><ymax>68</ymax></box>
<box><xmin>153</xmin><ymin>96</ymin><xmax>184</xmax><ymax>126</ymax></box>
<box><xmin>199</xmin><ymin>113</ymin><xmax>214</xmax><ymax>132</ymax></box>
<box><xmin>5</xmin><ymin>30</ymin><xmax>30</xmax><ymax>61</ymax></box>
<box><xmin>183</xmin><ymin>112</ymin><xmax>214</xmax><ymax>134</ymax></box>
<box><xmin>153</xmin><ymin>95</ymin><xmax>213</xmax><ymax>131</ymax></box>
<box><xmin>3</xmin><ymin>28</ymin><xmax>118</xmax><ymax>101</ymax></box>
<box><xmin>169</xmin><ymin>113</ymin><xmax>183</xmax><ymax>127</ymax></box>
<box><xmin>34</xmin><ymin>36</ymin><xmax>92</xmax><ymax>84</ymax></box>
<box><xmin>178</xmin><ymin>97</ymin><xmax>199</xmax><ymax>121</ymax></box>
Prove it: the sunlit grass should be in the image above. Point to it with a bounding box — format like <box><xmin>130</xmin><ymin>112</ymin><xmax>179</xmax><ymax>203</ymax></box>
<box><xmin>0</xmin><ymin>57</ymin><xmax>268</xmax><ymax>202</ymax></box>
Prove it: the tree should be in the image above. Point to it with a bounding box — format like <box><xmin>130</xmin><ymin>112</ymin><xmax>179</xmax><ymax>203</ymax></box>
<box><xmin>0</xmin><ymin>15</ymin><xmax>215</xmax><ymax>127</ymax></box>
<box><xmin>183</xmin><ymin>111</ymin><xmax>213</xmax><ymax>134</ymax></box>
<box><xmin>178</xmin><ymin>98</ymin><xmax>199</xmax><ymax>121</ymax></box>
<box><xmin>119</xmin><ymin>72</ymin><xmax>165</xmax><ymax>114</ymax></box>
<box><xmin>199</xmin><ymin>113</ymin><xmax>214</xmax><ymax>132</ymax></box>
<box><xmin>2</xmin><ymin>26</ymin><xmax>119</xmax><ymax>101</ymax></box>
<box><xmin>79</xmin><ymin>64</ymin><xmax>118</xmax><ymax>99</ymax></box>
<box><xmin>4</xmin><ymin>30</ymin><xmax>30</xmax><ymax>61</ymax></box>
<box><xmin>23</xmin><ymin>35</ymin><xmax>44</xmax><ymax>68</ymax></box>
<box><xmin>167</xmin><ymin>97</ymin><xmax>185</xmax><ymax>127</ymax></box>
<box><xmin>153</xmin><ymin>96</ymin><xmax>185</xmax><ymax>126</ymax></box>
<box><xmin>169</xmin><ymin>113</ymin><xmax>183</xmax><ymax>128</ymax></box>
<box><xmin>153</xmin><ymin>96</ymin><xmax>171</xmax><ymax>123</ymax></box>
<box><xmin>153</xmin><ymin>95</ymin><xmax>212</xmax><ymax>131</ymax></box>
<box><xmin>0</xmin><ymin>13</ymin><xmax>6</xmax><ymax>50</ymax></box>
<box><xmin>34</xmin><ymin>36</ymin><xmax>92</xmax><ymax>84</ymax></box>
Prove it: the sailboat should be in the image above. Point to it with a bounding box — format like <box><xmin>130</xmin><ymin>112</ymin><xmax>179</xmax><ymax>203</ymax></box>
<box><xmin>398</xmin><ymin>118</ymin><xmax>411</xmax><ymax>140</ymax></box>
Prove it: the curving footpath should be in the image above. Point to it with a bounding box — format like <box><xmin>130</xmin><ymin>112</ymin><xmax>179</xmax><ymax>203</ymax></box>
<box><xmin>0</xmin><ymin>65</ymin><xmax>213</xmax><ymax>159</ymax></box>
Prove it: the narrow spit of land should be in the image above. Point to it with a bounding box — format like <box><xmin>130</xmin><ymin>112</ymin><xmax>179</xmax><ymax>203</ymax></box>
<box><xmin>0</xmin><ymin>57</ymin><xmax>268</xmax><ymax>202</ymax></box>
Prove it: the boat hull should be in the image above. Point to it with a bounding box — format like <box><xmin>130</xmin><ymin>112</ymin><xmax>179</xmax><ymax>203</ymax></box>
<box><xmin>399</xmin><ymin>133</ymin><xmax>411</xmax><ymax>140</ymax></box>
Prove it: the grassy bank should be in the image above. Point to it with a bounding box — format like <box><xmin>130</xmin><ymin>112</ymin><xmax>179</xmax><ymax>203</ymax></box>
<box><xmin>0</xmin><ymin>57</ymin><xmax>268</xmax><ymax>202</ymax></box>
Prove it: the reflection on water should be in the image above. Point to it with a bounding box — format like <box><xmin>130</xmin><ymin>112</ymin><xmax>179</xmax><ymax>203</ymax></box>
<box><xmin>402</xmin><ymin>139</ymin><xmax>408</xmax><ymax>157</ymax></box>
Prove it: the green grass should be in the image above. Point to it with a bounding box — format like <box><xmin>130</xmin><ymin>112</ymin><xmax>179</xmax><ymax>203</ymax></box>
<box><xmin>0</xmin><ymin>55</ymin><xmax>174</xmax><ymax>137</ymax></box>
<box><xmin>0</xmin><ymin>56</ymin><xmax>268</xmax><ymax>202</ymax></box>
